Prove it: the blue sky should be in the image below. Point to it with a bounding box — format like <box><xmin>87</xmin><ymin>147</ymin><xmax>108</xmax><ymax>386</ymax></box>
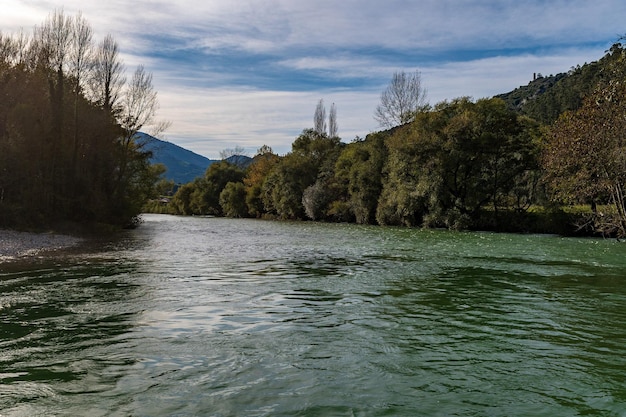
<box><xmin>2</xmin><ymin>1</ymin><xmax>625</xmax><ymax>158</ymax></box>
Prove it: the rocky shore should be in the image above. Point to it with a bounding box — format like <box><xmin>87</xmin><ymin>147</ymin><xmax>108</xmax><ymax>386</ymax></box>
<box><xmin>0</xmin><ymin>229</ymin><xmax>83</xmax><ymax>261</ymax></box>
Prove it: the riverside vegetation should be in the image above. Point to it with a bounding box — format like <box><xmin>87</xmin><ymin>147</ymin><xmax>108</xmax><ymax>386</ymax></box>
<box><xmin>0</xmin><ymin>10</ymin><xmax>165</xmax><ymax>230</ymax></box>
<box><xmin>2</xmin><ymin>10</ymin><xmax>626</xmax><ymax>237</ymax></box>
<box><xmin>150</xmin><ymin>43</ymin><xmax>626</xmax><ymax>238</ymax></box>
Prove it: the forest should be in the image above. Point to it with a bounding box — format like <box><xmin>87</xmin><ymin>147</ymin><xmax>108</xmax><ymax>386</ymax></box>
<box><xmin>0</xmin><ymin>11</ymin><xmax>165</xmax><ymax>230</ymax></box>
<box><xmin>151</xmin><ymin>43</ymin><xmax>626</xmax><ymax>238</ymax></box>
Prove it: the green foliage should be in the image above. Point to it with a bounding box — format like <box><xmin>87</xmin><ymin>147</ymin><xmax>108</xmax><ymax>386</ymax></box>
<box><xmin>244</xmin><ymin>149</ymin><xmax>280</xmax><ymax>217</ymax></box>
<box><xmin>377</xmin><ymin>98</ymin><xmax>541</xmax><ymax>229</ymax></box>
<box><xmin>169</xmin><ymin>161</ymin><xmax>246</xmax><ymax>216</ymax></box>
<box><xmin>262</xmin><ymin>129</ymin><xmax>343</xmax><ymax>220</ymax></box>
<box><xmin>220</xmin><ymin>182</ymin><xmax>247</xmax><ymax>218</ymax></box>
<box><xmin>498</xmin><ymin>43</ymin><xmax>626</xmax><ymax>124</ymax></box>
<box><xmin>335</xmin><ymin>132</ymin><xmax>387</xmax><ymax>224</ymax></box>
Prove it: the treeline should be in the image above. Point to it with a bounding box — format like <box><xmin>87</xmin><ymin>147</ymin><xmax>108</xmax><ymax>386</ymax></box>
<box><xmin>158</xmin><ymin>44</ymin><xmax>626</xmax><ymax>237</ymax></box>
<box><xmin>0</xmin><ymin>11</ymin><xmax>164</xmax><ymax>229</ymax></box>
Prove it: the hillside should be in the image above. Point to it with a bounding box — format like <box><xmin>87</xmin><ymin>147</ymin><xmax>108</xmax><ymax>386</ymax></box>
<box><xmin>135</xmin><ymin>133</ymin><xmax>217</xmax><ymax>184</ymax></box>
<box><xmin>496</xmin><ymin>43</ymin><xmax>625</xmax><ymax>124</ymax></box>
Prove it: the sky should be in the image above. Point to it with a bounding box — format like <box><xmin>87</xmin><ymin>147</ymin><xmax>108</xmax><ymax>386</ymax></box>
<box><xmin>2</xmin><ymin>1</ymin><xmax>625</xmax><ymax>159</ymax></box>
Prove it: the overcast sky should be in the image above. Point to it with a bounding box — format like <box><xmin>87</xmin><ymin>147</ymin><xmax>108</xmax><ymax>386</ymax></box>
<box><xmin>2</xmin><ymin>1</ymin><xmax>625</xmax><ymax>158</ymax></box>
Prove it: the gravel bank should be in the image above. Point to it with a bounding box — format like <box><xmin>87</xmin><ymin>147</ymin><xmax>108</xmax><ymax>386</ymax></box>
<box><xmin>0</xmin><ymin>229</ymin><xmax>83</xmax><ymax>261</ymax></box>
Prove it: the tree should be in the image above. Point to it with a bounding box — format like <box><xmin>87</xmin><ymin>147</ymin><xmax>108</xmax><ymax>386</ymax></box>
<box><xmin>244</xmin><ymin>146</ymin><xmax>280</xmax><ymax>217</ymax></box>
<box><xmin>119</xmin><ymin>65</ymin><xmax>158</xmax><ymax>140</ymax></box>
<box><xmin>220</xmin><ymin>145</ymin><xmax>250</xmax><ymax>168</ymax></box>
<box><xmin>543</xmin><ymin>82</ymin><xmax>626</xmax><ymax>237</ymax></box>
<box><xmin>314</xmin><ymin>98</ymin><xmax>327</xmax><ymax>135</ymax></box>
<box><xmin>374</xmin><ymin>70</ymin><xmax>428</xmax><ymax>128</ymax></box>
<box><xmin>88</xmin><ymin>33</ymin><xmax>125</xmax><ymax>114</ymax></box>
<box><xmin>220</xmin><ymin>182</ymin><xmax>247</xmax><ymax>217</ymax></box>
<box><xmin>329</xmin><ymin>102</ymin><xmax>338</xmax><ymax>138</ymax></box>
<box><xmin>69</xmin><ymin>12</ymin><xmax>93</xmax><ymax>180</ymax></box>
<box><xmin>335</xmin><ymin>132</ymin><xmax>387</xmax><ymax>224</ymax></box>
<box><xmin>376</xmin><ymin>97</ymin><xmax>540</xmax><ymax>229</ymax></box>
<box><xmin>201</xmin><ymin>161</ymin><xmax>246</xmax><ymax>215</ymax></box>
<box><xmin>0</xmin><ymin>12</ymin><xmax>164</xmax><ymax>228</ymax></box>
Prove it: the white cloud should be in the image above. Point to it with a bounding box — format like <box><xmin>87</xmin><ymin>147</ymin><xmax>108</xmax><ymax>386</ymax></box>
<box><xmin>157</xmin><ymin>86</ymin><xmax>380</xmax><ymax>158</ymax></box>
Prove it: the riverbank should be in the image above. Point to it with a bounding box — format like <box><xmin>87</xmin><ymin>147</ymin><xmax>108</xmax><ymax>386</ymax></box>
<box><xmin>0</xmin><ymin>229</ymin><xmax>83</xmax><ymax>261</ymax></box>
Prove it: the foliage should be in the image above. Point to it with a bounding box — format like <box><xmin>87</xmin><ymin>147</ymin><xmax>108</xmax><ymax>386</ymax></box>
<box><xmin>543</xmin><ymin>62</ymin><xmax>626</xmax><ymax>237</ymax></box>
<box><xmin>220</xmin><ymin>182</ymin><xmax>247</xmax><ymax>218</ymax></box>
<box><xmin>169</xmin><ymin>161</ymin><xmax>246</xmax><ymax>216</ymax></box>
<box><xmin>157</xmin><ymin>41</ymin><xmax>626</xmax><ymax>238</ymax></box>
<box><xmin>260</xmin><ymin>129</ymin><xmax>343</xmax><ymax>220</ymax></box>
<box><xmin>335</xmin><ymin>132</ymin><xmax>388</xmax><ymax>224</ymax></box>
<box><xmin>497</xmin><ymin>43</ymin><xmax>626</xmax><ymax>125</ymax></box>
<box><xmin>377</xmin><ymin>98</ymin><xmax>541</xmax><ymax>229</ymax></box>
<box><xmin>244</xmin><ymin>147</ymin><xmax>280</xmax><ymax>218</ymax></box>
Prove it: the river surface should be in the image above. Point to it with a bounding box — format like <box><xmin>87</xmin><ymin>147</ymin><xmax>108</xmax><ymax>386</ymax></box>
<box><xmin>1</xmin><ymin>214</ymin><xmax>626</xmax><ymax>416</ymax></box>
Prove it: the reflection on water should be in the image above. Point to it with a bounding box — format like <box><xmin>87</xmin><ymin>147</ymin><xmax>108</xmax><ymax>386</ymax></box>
<box><xmin>1</xmin><ymin>214</ymin><xmax>626</xmax><ymax>416</ymax></box>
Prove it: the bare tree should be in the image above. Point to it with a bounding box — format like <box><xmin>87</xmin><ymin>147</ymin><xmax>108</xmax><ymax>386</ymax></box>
<box><xmin>328</xmin><ymin>102</ymin><xmax>338</xmax><ymax>138</ymax></box>
<box><xmin>70</xmin><ymin>12</ymin><xmax>92</xmax><ymax>92</ymax></box>
<box><xmin>69</xmin><ymin>12</ymin><xmax>93</xmax><ymax>176</ymax></box>
<box><xmin>113</xmin><ymin>65</ymin><xmax>161</xmax><ymax>201</ymax></box>
<box><xmin>314</xmin><ymin>98</ymin><xmax>327</xmax><ymax>135</ymax></box>
<box><xmin>120</xmin><ymin>65</ymin><xmax>159</xmax><ymax>142</ymax></box>
<box><xmin>33</xmin><ymin>9</ymin><xmax>74</xmax><ymax>205</ymax></box>
<box><xmin>35</xmin><ymin>9</ymin><xmax>73</xmax><ymax>75</ymax></box>
<box><xmin>88</xmin><ymin>34</ymin><xmax>125</xmax><ymax>114</ymax></box>
<box><xmin>374</xmin><ymin>70</ymin><xmax>428</xmax><ymax>128</ymax></box>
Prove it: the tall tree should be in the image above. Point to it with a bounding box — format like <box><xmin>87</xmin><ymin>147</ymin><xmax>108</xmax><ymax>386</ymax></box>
<box><xmin>69</xmin><ymin>12</ymin><xmax>93</xmax><ymax>180</ymax></box>
<box><xmin>329</xmin><ymin>102</ymin><xmax>338</xmax><ymax>138</ymax></box>
<box><xmin>374</xmin><ymin>70</ymin><xmax>428</xmax><ymax>128</ymax></box>
<box><xmin>88</xmin><ymin>34</ymin><xmax>125</xmax><ymax>114</ymax></box>
<box><xmin>314</xmin><ymin>98</ymin><xmax>327</xmax><ymax>135</ymax></box>
<box><xmin>33</xmin><ymin>9</ymin><xmax>74</xmax><ymax>209</ymax></box>
<box><xmin>119</xmin><ymin>65</ymin><xmax>158</xmax><ymax>141</ymax></box>
<box><xmin>113</xmin><ymin>65</ymin><xmax>160</xmax><ymax>207</ymax></box>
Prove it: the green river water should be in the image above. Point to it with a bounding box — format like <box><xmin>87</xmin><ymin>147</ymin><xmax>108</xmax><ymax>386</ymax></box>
<box><xmin>1</xmin><ymin>213</ymin><xmax>625</xmax><ymax>416</ymax></box>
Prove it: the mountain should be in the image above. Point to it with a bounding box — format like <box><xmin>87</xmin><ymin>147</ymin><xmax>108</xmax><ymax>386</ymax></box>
<box><xmin>135</xmin><ymin>132</ymin><xmax>216</xmax><ymax>184</ymax></box>
<box><xmin>224</xmin><ymin>154</ymin><xmax>253</xmax><ymax>169</ymax></box>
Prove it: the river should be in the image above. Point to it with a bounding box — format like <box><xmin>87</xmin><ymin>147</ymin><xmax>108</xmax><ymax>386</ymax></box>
<box><xmin>1</xmin><ymin>213</ymin><xmax>625</xmax><ymax>416</ymax></box>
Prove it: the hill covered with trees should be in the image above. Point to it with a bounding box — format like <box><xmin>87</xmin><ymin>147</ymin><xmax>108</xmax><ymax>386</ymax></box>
<box><xmin>157</xmin><ymin>44</ymin><xmax>626</xmax><ymax>237</ymax></box>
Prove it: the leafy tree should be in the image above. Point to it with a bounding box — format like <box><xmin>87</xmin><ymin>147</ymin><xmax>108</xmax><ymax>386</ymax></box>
<box><xmin>261</xmin><ymin>129</ymin><xmax>343</xmax><ymax>219</ymax></box>
<box><xmin>200</xmin><ymin>161</ymin><xmax>246</xmax><ymax>215</ymax></box>
<box><xmin>244</xmin><ymin>146</ymin><xmax>280</xmax><ymax>217</ymax></box>
<box><xmin>543</xmin><ymin>79</ymin><xmax>626</xmax><ymax>236</ymax></box>
<box><xmin>374</xmin><ymin>70</ymin><xmax>428</xmax><ymax>128</ymax></box>
<box><xmin>335</xmin><ymin>132</ymin><xmax>387</xmax><ymax>224</ymax></box>
<box><xmin>377</xmin><ymin>98</ymin><xmax>540</xmax><ymax>229</ymax></box>
<box><xmin>220</xmin><ymin>182</ymin><xmax>247</xmax><ymax>218</ymax></box>
<box><xmin>170</xmin><ymin>181</ymin><xmax>196</xmax><ymax>215</ymax></box>
<box><xmin>262</xmin><ymin>152</ymin><xmax>317</xmax><ymax>219</ymax></box>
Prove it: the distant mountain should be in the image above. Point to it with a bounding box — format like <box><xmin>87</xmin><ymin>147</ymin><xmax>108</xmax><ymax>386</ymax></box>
<box><xmin>135</xmin><ymin>132</ymin><xmax>216</xmax><ymax>184</ymax></box>
<box><xmin>224</xmin><ymin>154</ymin><xmax>253</xmax><ymax>169</ymax></box>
